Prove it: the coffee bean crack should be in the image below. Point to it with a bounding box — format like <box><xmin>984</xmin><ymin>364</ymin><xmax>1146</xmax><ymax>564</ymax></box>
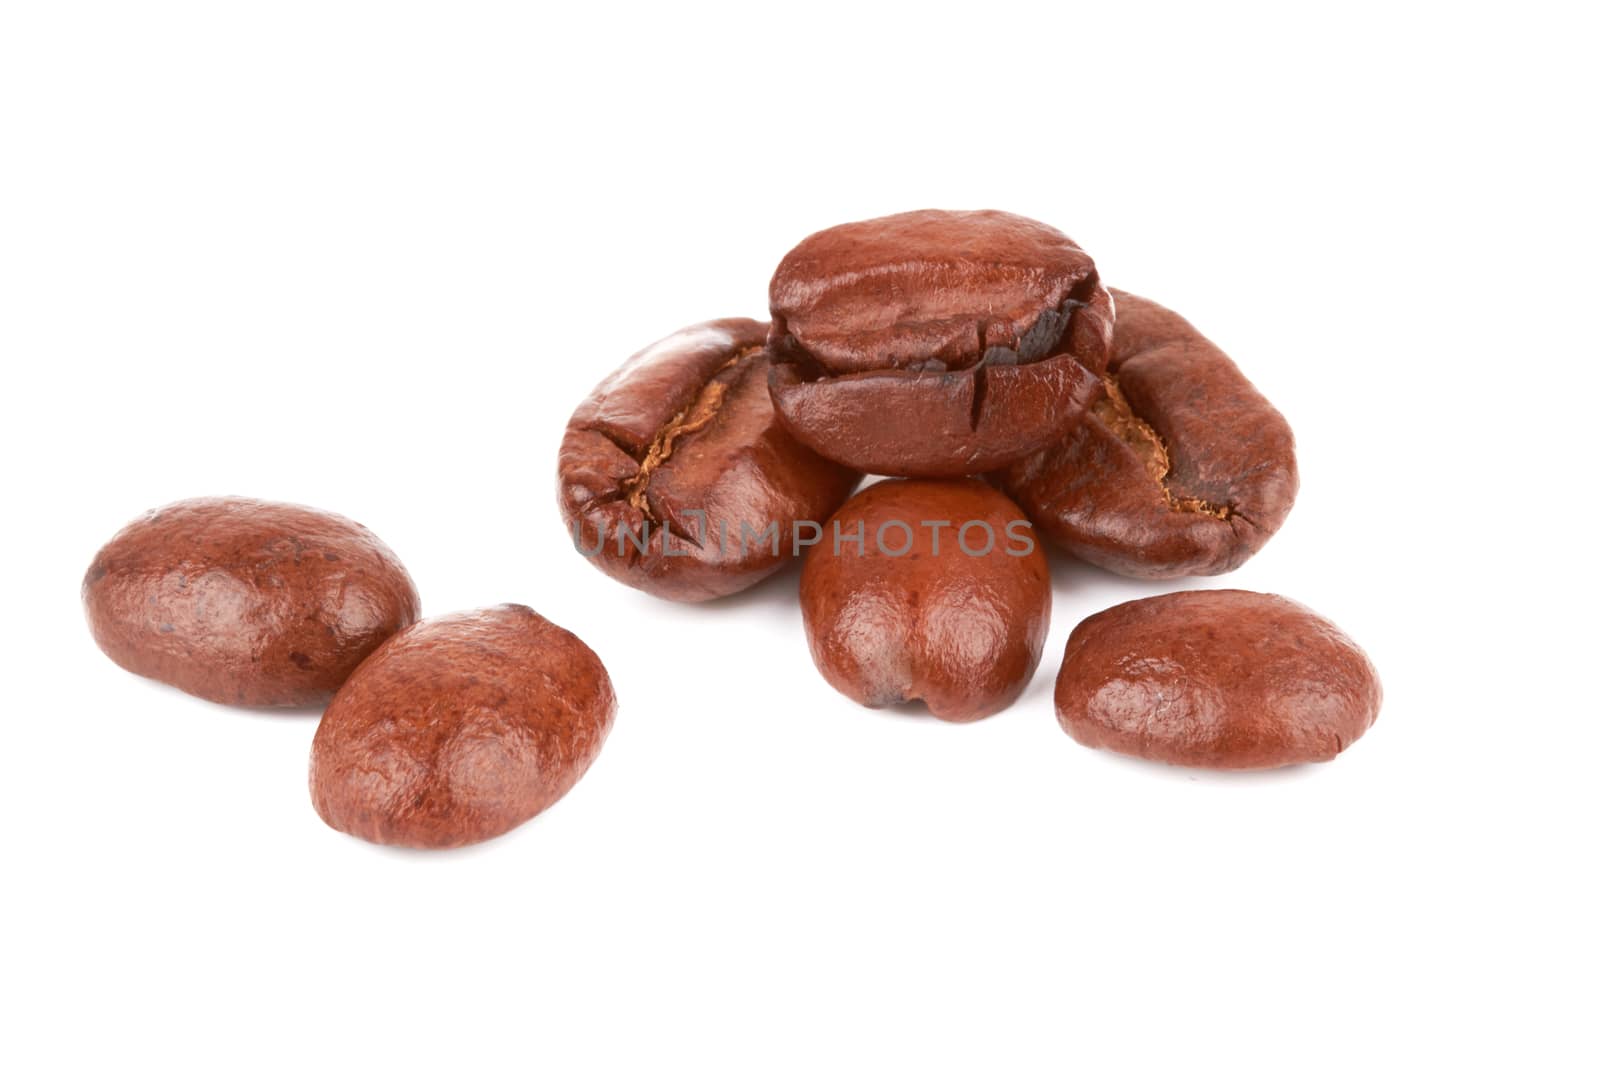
<box><xmin>966</xmin><ymin>280</ymin><xmax>1096</xmax><ymax>430</ymax></box>
<box><xmin>1094</xmin><ymin>377</ymin><xmax>1233</xmax><ymax>520</ymax></box>
<box><xmin>621</xmin><ymin>344</ymin><xmax>761</xmax><ymax>517</ymax></box>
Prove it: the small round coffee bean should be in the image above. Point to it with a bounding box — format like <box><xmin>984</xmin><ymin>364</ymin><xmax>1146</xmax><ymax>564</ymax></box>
<box><xmin>1055</xmin><ymin>590</ymin><xmax>1380</xmax><ymax>770</ymax></box>
<box><xmin>310</xmin><ymin>604</ymin><xmax>616</xmax><ymax>849</ymax></box>
<box><xmin>799</xmin><ymin>478</ymin><xmax>1051</xmax><ymax>722</ymax></box>
<box><xmin>82</xmin><ymin>497</ymin><xmax>420</xmax><ymax>708</ymax></box>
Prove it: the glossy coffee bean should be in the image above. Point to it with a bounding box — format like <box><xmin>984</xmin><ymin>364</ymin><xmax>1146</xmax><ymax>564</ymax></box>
<box><xmin>1055</xmin><ymin>590</ymin><xmax>1380</xmax><ymax>770</ymax></box>
<box><xmin>999</xmin><ymin>290</ymin><xmax>1297</xmax><ymax>577</ymax></box>
<box><xmin>767</xmin><ymin>209</ymin><xmax>1114</xmax><ymax>477</ymax></box>
<box><xmin>82</xmin><ymin>497</ymin><xmax>420</xmax><ymax>708</ymax></box>
<box><xmin>559</xmin><ymin>318</ymin><xmax>861</xmax><ymax>602</ymax></box>
<box><xmin>799</xmin><ymin>479</ymin><xmax>1050</xmax><ymax>722</ymax></box>
<box><xmin>310</xmin><ymin>604</ymin><xmax>616</xmax><ymax>849</ymax></box>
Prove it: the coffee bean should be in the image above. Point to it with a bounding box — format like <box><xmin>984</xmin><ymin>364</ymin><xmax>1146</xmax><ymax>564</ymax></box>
<box><xmin>82</xmin><ymin>497</ymin><xmax>419</xmax><ymax>708</ymax></box>
<box><xmin>309</xmin><ymin>604</ymin><xmax>616</xmax><ymax>848</ymax></box>
<box><xmin>999</xmin><ymin>290</ymin><xmax>1297</xmax><ymax>577</ymax></box>
<box><xmin>558</xmin><ymin>318</ymin><xmax>861</xmax><ymax>602</ymax></box>
<box><xmin>1055</xmin><ymin>590</ymin><xmax>1380</xmax><ymax>770</ymax></box>
<box><xmin>799</xmin><ymin>479</ymin><xmax>1050</xmax><ymax>722</ymax></box>
<box><xmin>767</xmin><ymin>210</ymin><xmax>1114</xmax><ymax>477</ymax></box>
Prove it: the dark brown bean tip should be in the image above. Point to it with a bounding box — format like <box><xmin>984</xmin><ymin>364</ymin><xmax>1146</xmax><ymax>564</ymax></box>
<box><xmin>767</xmin><ymin>210</ymin><xmax>1114</xmax><ymax>477</ymax></box>
<box><xmin>557</xmin><ymin>318</ymin><xmax>861</xmax><ymax>602</ymax></box>
<box><xmin>998</xmin><ymin>289</ymin><xmax>1298</xmax><ymax>577</ymax></box>
<box><xmin>309</xmin><ymin>604</ymin><xmax>616</xmax><ymax>849</ymax></box>
<box><xmin>799</xmin><ymin>478</ymin><xmax>1051</xmax><ymax>722</ymax></box>
<box><xmin>1055</xmin><ymin>590</ymin><xmax>1381</xmax><ymax>770</ymax></box>
<box><xmin>82</xmin><ymin>497</ymin><xmax>420</xmax><ymax>708</ymax></box>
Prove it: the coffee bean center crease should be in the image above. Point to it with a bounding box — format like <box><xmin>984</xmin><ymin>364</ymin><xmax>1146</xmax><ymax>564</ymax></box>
<box><xmin>1095</xmin><ymin>377</ymin><xmax>1233</xmax><ymax>520</ymax></box>
<box><xmin>622</xmin><ymin>344</ymin><xmax>761</xmax><ymax>515</ymax></box>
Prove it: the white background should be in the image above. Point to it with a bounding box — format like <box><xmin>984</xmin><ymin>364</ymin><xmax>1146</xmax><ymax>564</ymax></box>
<box><xmin>3</xmin><ymin>2</ymin><xmax>1595</xmax><ymax>1064</ymax></box>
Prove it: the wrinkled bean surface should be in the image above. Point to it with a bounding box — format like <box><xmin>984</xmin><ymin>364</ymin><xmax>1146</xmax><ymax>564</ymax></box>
<box><xmin>82</xmin><ymin>497</ymin><xmax>419</xmax><ymax>708</ymax></box>
<box><xmin>768</xmin><ymin>210</ymin><xmax>1114</xmax><ymax>477</ymax></box>
<box><xmin>1055</xmin><ymin>590</ymin><xmax>1380</xmax><ymax>769</ymax></box>
<box><xmin>1000</xmin><ymin>290</ymin><xmax>1297</xmax><ymax>577</ymax></box>
<box><xmin>310</xmin><ymin>604</ymin><xmax>616</xmax><ymax>848</ymax></box>
<box><xmin>559</xmin><ymin>318</ymin><xmax>860</xmax><ymax>601</ymax></box>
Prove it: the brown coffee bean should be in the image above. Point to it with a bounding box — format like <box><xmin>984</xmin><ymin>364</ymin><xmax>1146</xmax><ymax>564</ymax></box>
<box><xmin>767</xmin><ymin>209</ymin><xmax>1114</xmax><ymax>477</ymax></box>
<box><xmin>310</xmin><ymin>604</ymin><xmax>616</xmax><ymax>849</ymax></box>
<box><xmin>558</xmin><ymin>318</ymin><xmax>861</xmax><ymax>602</ymax></box>
<box><xmin>82</xmin><ymin>497</ymin><xmax>420</xmax><ymax>708</ymax></box>
<box><xmin>799</xmin><ymin>479</ymin><xmax>1050</xmax><ymax>722</ymax></box>
<box><xmin>999</xmin><ymin>289</ymin><xmax>1297</xmax><ymax>577</ymax></box>
<box><xmin>1055</xmin><ymin>590</ymin><xmax>1380</xmax><ymax>770</ymax></box>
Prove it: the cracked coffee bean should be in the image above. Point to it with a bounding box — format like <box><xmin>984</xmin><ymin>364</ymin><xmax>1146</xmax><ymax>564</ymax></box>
<box><xmin>558</xmin><ymin>318</ymin><xmax>861</xmax><ymax>602</ymax></box>
<box><xmin>310</xmin><ymin>604</ymin><xmax>616</xmax><ymax>849</ymax></box>
<box><xmin>799</xmin><ymin>478</ymin><xmax>1050</xmax><ymax>722</ymax></box>
<box><xmin>82</xmin><ymin>497</ymin><xmax>420</xmax><ymax>708</ymax></box>
<box><xmin>767</xmin><ymin>209</ymin><xmax>1115</xmax><ymax>477</ymax></box>
<box><xmin>998</xmin><ymin>289</ymin><xmax>1298</xmax><ymax>577</ymax></box>
<box><xmin>1055</xmin><ymin>590</ymin><xmax>1380</xmax><ymax>770</ymax></box>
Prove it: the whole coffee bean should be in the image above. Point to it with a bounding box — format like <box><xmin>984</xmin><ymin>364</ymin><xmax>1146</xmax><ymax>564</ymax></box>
<box><xmin>559</xmin><ymin>318</ymin><xmax>861</xmax><ymax>602</ymax></box>
<box><xmin>1055</xmin><ymin>590</ymin><xmax>1380</xmax><ymax>770</ymax></box>
<box><xmin>310</xmin><ymin>604</ymin><xmax>616</xmax><ymax>849</ymax></box>
<box><xmin>999</xmin><ymin>290</ymin><xmax>1298</xmax><ymax>577</ymax></box>
<box><xmin>767</xmin><ymin>209</ymin><xmax>1115</xmax><ymax>477</ymax></box>
<box><xmin>799</xmin><ymin>478</ymin><xmax>1050</xmax><ymax>722</ymax></box>
<box><xmin>83</xmin><ymin>497</ymin><xmax>420</xmax><ymax>708</ymax></box>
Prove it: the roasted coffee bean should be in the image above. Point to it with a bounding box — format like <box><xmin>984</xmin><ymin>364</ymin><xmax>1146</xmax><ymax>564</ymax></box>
<box><xmin>767</xmin><ymin>209</ymin><xmax>1115</xmax><ymax>477</ymax></box>
<box><xmin>1055</xmin><ymin>590</ymin><xmax>1380</xmax><ymax>770</ymax></box>
<box><xmin>82</xmin><ymin>497</ymin><xmax>420</xmax><ymax>708</ymax></box>
<box><xmin>310</xmin><ymin>604</ymin><xmax>616</xmax><ymax>848</ymax></box>
<box><xmin>559</xmin><ymin>318</ymin><xmax>861</xmax><ymax>602</ymax></box>
<box><xmin>999</xmin><ymin>290</ymin><xmax>1297</xmax><ymax>577</ymax></box>
<box><xmin>799</xmin><ymin>479</ymin><xmax>1050</xmax><ymax>722</ymax></box>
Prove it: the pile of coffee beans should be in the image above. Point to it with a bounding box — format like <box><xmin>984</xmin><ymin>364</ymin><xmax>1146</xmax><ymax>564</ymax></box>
<box><xmin>83</xmin><ymin>208</ymin><xmax>1380</xmax><ymax>850</ymax></box>
<box><xmin>561</xmin><ymin>209</ymin><xmax>1378</xmax><ymax>753</ymax></box>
